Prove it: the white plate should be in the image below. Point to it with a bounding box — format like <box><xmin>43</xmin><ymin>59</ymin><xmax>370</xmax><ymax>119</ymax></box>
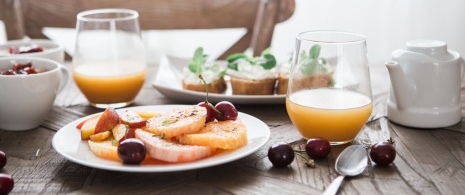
<box><xmin>52</xmin><ymin>105</ymin><xmax>271</xmax><ymax>172</ymax></box>
<box><xmin>152</xmin><ymin>55</ymin><xmax>285</xmax><ymax>104</ymax></box>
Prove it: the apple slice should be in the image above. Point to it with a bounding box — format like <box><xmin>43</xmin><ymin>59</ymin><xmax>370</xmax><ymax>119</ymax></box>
<box><xmin>88</xmin><ymin>139</ymin><xmax>119</xmax><ymax>162</ymax></box>
<box><xmin>81</xmin><ymin>115</ymin><xmax>101</xmax><ymax>140</ymax></box>
<box><xmin>90</xmin><ymin>131</ymin><xmax>111</xmax><ymax>142</ymax></box>
<box><xmin>120</xmin><ymin>110</ymin><xmax>147</xmax><ymax>128</ymax></box>
<box><xmin>112</xmin><ymin>123</ymin><xmax>128</xmax><ymax>142</ymax></box>
<box><xmin>112</xmin><ymin>123</ymin><xmax>135</xmax><ymax>143</ymax></box>
<box><xmin>95</xmin><ymin>107</ymin><xmax>120</xmax><ymax>134</ymax></box>
<box><xmin>76</xmin><ymin>119</ymin><xmax>87</xmax><ymax>130</ymax></box>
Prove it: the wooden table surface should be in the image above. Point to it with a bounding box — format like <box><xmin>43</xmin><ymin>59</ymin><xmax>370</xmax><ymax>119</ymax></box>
<box><xmin>1</xmin><ymin>62</ymin><xmax>465</xmax><ymax>195</ymax></box>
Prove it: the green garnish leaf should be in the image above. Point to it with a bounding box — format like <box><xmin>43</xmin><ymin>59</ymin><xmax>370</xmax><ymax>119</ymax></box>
<box><xmin>259</xmin><ymin>53</ymin><xmax>277</xmax><ymax>70</ymax></box>
<box><xmin>227</xmin><ymin>62</ymin><xmax>238</xmax><ymax>71</ymax></box>
<box><xmin>299</xmin><ymin>44</ymin><xmax>329</xmax><ymax>75</ymax></box>
<box><xmin>310</xmin><ymin>44</ymin><xmax>321</xmax><ymax>60</ymax></box>
<box><xmin>112</xmin><ymin>139</ymin><xmax>118</xmax><ymax>146</ymax></box>
<box><xmin>188</xmin><ymin>47</ymin><xmax>205</xmax><ymax>74</ymax></box>
<box><xmin>162</xmin><ymin>119</ymin><xmax>178</xmax><ymax>126</ymax></box>
<box><xmin>226</xmin><ymin>48</ymin><xmax>276</xmax><ymax>70</ymax></box>
<box><xmin>226</xmin><ymin>53</ymin><xmax>247</xmax><ymax>63</ymax></box>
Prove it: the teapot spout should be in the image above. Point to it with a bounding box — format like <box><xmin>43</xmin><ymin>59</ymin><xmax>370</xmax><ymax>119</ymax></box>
<box><xmin>385</xmin><ymin>61</ymin><xmax>416</xmax><ymax>110</ymax></box>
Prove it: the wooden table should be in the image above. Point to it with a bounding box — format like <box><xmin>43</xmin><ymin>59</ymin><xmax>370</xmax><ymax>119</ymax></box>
<box><xmin>1</xmin><ymin>63</ymin><xmax>465</xmax><ymax>195</ymax></box>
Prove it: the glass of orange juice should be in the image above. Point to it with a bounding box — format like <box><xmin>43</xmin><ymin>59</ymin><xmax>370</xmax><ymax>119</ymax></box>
<box><xmin>73</xmin><ymin>9</ymin><xmax>146</xmax><ymax>108</ymax></box>
<box><xmin>286</xmin><ymin>31</ymin><xmax>373</xmax><ymax>145</ymax></box>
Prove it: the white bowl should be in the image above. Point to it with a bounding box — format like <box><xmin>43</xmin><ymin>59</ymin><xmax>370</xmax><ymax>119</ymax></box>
<box><xmin>0</xmin><ymin>57</ymin><xmax>68</xmax><ymax>131</ymax></box>
<box><xmin>0</xmin><ymin>39</ymin><xmax>65</xmax><ymax>63</ymax></box>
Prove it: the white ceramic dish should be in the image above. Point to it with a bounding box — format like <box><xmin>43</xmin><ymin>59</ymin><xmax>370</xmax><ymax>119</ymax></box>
<box><xmin>52</xmin><ymin>105</ymin><xmax>271</xmax><ymax>172</ymax></box>
<box><xmin>152</xmin><ymin>55</ymin><xmax>285</xmax><ymax>104</ymax></box>
<box><xmin>0</xmin><ymin>39</ymin><xmax>65</xmax><ymax>63</ymax></box>
<box><xmin>0</xmin><ymin>57</ymin><xmax>69</xmax><ymax>131</ymax></box>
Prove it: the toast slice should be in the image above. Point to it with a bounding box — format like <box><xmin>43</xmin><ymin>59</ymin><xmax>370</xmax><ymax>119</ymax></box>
<box><xmin>276</xmin><ymin>71</ymin><xmax>289</xmax><ymax>95</ymax></box>
<box><xmin>229</xmin><ymin>77</ymin><xmax>276</xmax><ymax>95</ymax></box>
<box><xmin>290</xmin><ymin>73</ymin><xmax>333</xmax><ymax>92</ymax></box>
<box><xmin>182</xmin><ymin>77</ymin><xmax>227</xmax><ymax>94</ymax></box>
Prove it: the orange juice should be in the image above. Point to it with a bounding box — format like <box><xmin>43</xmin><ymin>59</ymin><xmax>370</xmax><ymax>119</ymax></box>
<box><xmin>73</xmin><ymin>61</ymin><xmax>146</xmax><ymax>106</ymax></box>
<box><xmin>286</xmin><ymin>89</ymin><xmax>372</xmax><ymax>144</ymax></box>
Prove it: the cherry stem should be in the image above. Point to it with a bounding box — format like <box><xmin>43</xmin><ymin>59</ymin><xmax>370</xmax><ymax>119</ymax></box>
<box><xmin>294</xmin><ymin>152</ymin><xmax>315</xmax><ymax>168</ymax></box>
<box><xmin>199</xmin><ymin>75</ymin><xmax>222</xmax><ymax>115</ymax></box>
<box><xmin>293</xmin><ymin>149</ymin><xmax>305</xmax><ymax>153</ymax></box>
<box><xmin>199</xmin><ymin>75</ymin><xmax>209</xmax><ymax>102</ymax></box>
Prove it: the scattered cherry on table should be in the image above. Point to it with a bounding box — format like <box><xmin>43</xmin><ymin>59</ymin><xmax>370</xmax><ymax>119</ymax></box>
<box><xmin>0</xmin><ymin>151</ymin><xmax>6</xmax><ymax>170</ymax></box>
<box><xmin>305</xmin><ymin>138</ymin><xmax>331</xmax><ymax>159</ymax></box>
<box><xmin>268</xmin><ymin>142</ymin><xmax>295</xmax><ymax>167</ymax></box>
<box><xmin>369</xmin><ymin>138</ymin><xmax>396</xmax><ymax>166</ymax></box>
<box><xmin>0</xmin><ymin>174</ymin><xmax>14</xmax><ymax>194</ymax></box>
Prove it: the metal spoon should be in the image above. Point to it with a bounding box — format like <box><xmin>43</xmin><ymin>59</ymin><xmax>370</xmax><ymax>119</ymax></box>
<box><xmin>323</xmin><ymin>145</ymin><xmax>368</xmax><ymax>195</ymax></box>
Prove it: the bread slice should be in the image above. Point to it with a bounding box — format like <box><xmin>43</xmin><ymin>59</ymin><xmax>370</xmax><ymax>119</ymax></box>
<box><xmin>276</xmin><ymin>71</ymin><xmax>289</xmax><ymax>95</ymax></box>
<box><xmin>182</xmin><ymin>77</ymin><xmax>226</xmax><ymax>94</ymax></box>
<box><xmin>290</xmin><ymin>73</ymin><xmax>333</xmax><ymax>92</ymax></box>
<box><xmin>229</xmin><ymin>77</ymin><xmax>276</xmax><ymax>95</ymax></box>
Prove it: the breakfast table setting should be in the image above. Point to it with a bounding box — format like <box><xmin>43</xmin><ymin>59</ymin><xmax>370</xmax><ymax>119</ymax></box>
<box><xmin>1</xmin><ymin>9</ymin><xmax>465</xmax><ymax>195</ymax></box>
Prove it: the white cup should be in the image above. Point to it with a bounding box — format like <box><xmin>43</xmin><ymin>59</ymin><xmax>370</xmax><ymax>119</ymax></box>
<box><xmin>0</xmin><ymin>57</ymin><xmax>69</xmax><ymax>130</ymax></box>
<box><xmin>0</xmin><ymin>39</ymin><xmax>65</xmax><ymax>64</ymax></box>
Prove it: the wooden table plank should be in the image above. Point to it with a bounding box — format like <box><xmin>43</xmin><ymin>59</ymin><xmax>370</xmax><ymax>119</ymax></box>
<box><xmin>1</xmin><ymin>61</ymin><xmax>465</xmax><ymax>194</ymax></box>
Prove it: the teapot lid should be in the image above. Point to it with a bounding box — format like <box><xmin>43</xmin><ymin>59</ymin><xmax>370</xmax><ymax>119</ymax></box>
<box><xmin>406</xmin><ymin>40</ymin><xmax>454</xmax><ymax>60</ymax></box>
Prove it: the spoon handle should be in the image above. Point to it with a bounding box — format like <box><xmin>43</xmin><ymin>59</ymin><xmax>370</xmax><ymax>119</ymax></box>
<box><xmin>322</xmin><ymin>175</ymin><xmax>345</xmax><ymax>195</ymax></box>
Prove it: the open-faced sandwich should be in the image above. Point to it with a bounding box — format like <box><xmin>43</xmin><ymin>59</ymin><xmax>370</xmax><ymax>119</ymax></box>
<box><xmin>276</xmin><ymin>57</ymin><xmax>291</xmax><ymax>95</ymax></box>
<box><xmin>226</xmin><ymin>49</ymin><xmax>278</xmax><ymax>95</ymax></box>
<box><xmin>284</xmin><ymin>45</ymin><xmax>334</xmax><ymax>93</ymax></box>
<box><xmin>182</xmin><ymin>47</ymin><xmax>226</xmax><ymax>93</ymax></box>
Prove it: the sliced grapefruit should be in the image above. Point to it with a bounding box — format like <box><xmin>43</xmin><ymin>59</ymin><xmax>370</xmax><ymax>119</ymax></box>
<box><xmin>135</xmin><ymin>129</ymin><xmax>215</xmax><ymax>163</ymax></box>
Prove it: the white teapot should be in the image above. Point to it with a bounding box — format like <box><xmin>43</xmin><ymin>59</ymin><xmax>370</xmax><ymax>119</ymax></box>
<box><xmin>386</xmin><ymin>40</ymin><xmax>464</xmax><ymax>128</ymax></box>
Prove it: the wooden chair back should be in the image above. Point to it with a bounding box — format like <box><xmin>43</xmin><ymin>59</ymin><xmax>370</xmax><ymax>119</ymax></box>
<box><xmin>0</xmin><ymin>0</ymin><xmax>295</xmax><ymax>59</ymax></box>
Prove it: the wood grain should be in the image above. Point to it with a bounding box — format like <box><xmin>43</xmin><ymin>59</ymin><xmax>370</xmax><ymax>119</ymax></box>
<box><xmin>2</xmin><ymin>59</ymin><xmax>465</xmax><ymax>194</ymax></box>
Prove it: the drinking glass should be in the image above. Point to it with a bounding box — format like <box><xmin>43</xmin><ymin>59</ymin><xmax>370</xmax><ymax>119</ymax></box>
<box><xmin>73</xmin><ymin>9</ymin><xmax>146</xmax><ymax>108</ymax></box>
<box><xmin>286</xmin><ymin>31</ymin><xmax>373</xmax><ymax>145</ymax></box>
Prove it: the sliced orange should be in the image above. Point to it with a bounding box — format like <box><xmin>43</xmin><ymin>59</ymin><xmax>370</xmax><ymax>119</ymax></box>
<box><xmin>144</xmin><ymin>106</ymin><xmax>206</xmax><ymax>138</ymax></box>
<box><xmin>88</xmin><ymin>138</ymin><xmax>119</xmax><ymax>162</ymax></box>
<box><xmin>178</xmin><ymin>119</ymin><xmax>248</xmax><ymax>150</ymax></box>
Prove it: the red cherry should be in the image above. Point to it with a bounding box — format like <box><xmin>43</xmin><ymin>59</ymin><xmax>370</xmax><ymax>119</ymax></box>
<box><xmin>197</xmin><ymin>102</ymin><xmax>216</xmax><ymax>123</ymax></box>
<box><xmin>0</xmin><ymin>174</ymin><xmax>14</xmax><ymax>194</ymax></box>
<box><xmin>369</xmin><ymin>141</ymin><xmax>396</xmax><ymax>166</ymax></box>
<box><xmin>0</xmin><ymin>151</ymin><xmax>6</xmax><ymax>169</ymax></box>
<box><xmin>305</xmin><ymin>138</ymin><xmax>331</xmax><ymax>159</ymax></box>
<box><xmin>268</xmin><ymin>142</ymin><xmax>294</xmax><ymax>167</ymax></box>
<box><xmin>214</xmin><ymin>101</ymin><xmax>238</xmax><ymax>121</ymax></box>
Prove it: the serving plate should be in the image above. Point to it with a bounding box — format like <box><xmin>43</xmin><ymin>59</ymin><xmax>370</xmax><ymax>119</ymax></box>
<box><xmin>52</xmin><ymin>105</ymin><xmax>271</xmax><ymax>172</ymax></box>
<box><xmin>152</xmin><ymin>55</ymin><xmax>285</xmax><ymax>104</ymax></box>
